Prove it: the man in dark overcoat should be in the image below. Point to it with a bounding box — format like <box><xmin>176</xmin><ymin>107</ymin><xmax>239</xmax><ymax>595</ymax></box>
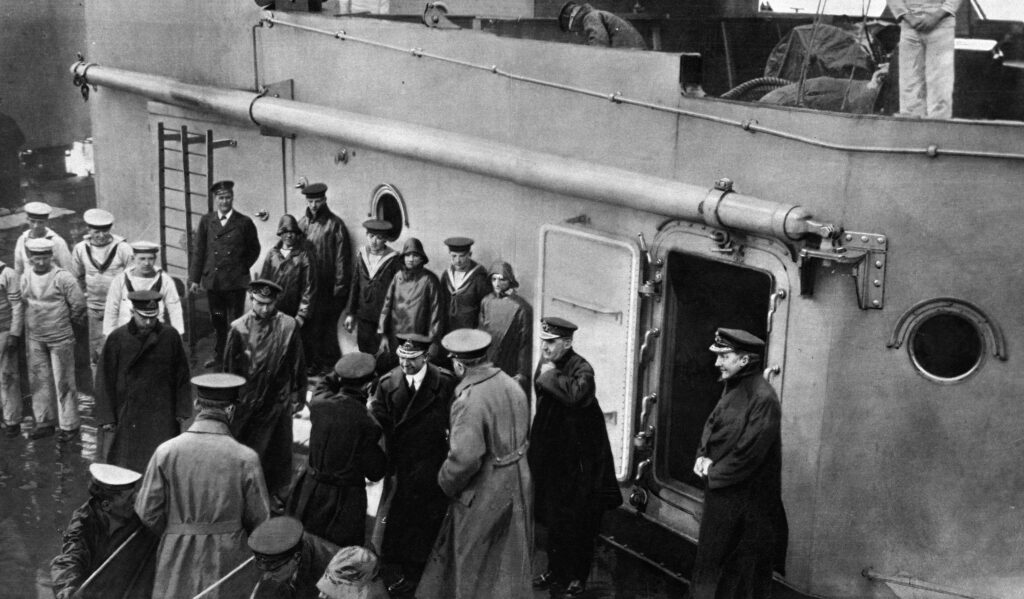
<box><xmin>378</xmin><ymin>238</ymin><xmax>443</xmax><ymax>364</ymax></box>
<box><xmin>343</xmin><ymin>219</ymin><xmax>400</xmax><ymax>354</ymax></box>
<box><xmin>689</xmin><ymin>328</ymin><xmax>788</xmax><ymax>599</ymax></box>
<box><xmin>224</xmin><ymin>279</ymin><xmax>307</xmax><ymax>500</ymax></box>
<box><xmin>416</xmin><ymin>329</ymin><xmax>533</xmax><ymax>599</ymax></box>
<box><xmin>247</xmin><ymin>516</ymin><xmax>339</xmax><ymax>599</ymax></box>
<box><xmin>438</xmin><ymin>237</ymin><xmax>491</xmax><ymax>333</ymax></box>
<box><xmin>94</xmin><ymin>289</ymin><xmax>192</xmax><ymax>472</ymax></box>
<box><xmin>188</xmin><ymin>180</ymin><xmax>261</xmax><ymax>368</ymax></box>
<box><xmin>370</xmin><ymin>333</ymin><xmax>456</xmax><ymax>596</ymax></box>
<box><xmin>528</xmin><ymin>317</ymin><xmax>621</xmax><ymax>599</ymax></box>
<box><xmin>298</xmin><ymin>183</ymin><xmax>351</xmax><ymax>374</ymax></box>
<box><xmin>287</xmin><ymin>353</ymin><xmax>387</xmax><ymax>547</ymax></box>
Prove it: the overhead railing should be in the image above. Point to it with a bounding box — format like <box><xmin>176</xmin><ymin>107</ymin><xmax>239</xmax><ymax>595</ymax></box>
<box><xmin>254</xmin><ymin>12</ymin><xmax>1024</xmax><ymax>162</ymax></box>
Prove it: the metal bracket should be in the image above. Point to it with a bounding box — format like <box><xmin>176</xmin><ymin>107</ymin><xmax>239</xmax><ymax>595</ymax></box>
<box><xmin>799</xmin><ymin>230</ymin><xmax>888</xmax><ymax>309</ymax></box>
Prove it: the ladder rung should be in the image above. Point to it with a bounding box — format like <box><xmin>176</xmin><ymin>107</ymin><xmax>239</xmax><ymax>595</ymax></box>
<box><xmin>163</xmin><ymin>225</ymin><xmax>187</xmax><ymax>233</ymax></box>
<box><xmin>161</xmin><ymin>205</ymin><xmax>188</xmax><ymax>214</ymax></box>
<box><xmin>161</xmin><ymin>166</ymin><xmax>208</xmax><ymax>177</ymax></box>
<box><xmin>161</xmin><ymin>148</ymin><xmax>208</xmax><ymax>158</ymax></box>
<box><xmin>162</xmin><ymin>186</ymin><xmax>207</xmax><ymax>197</ymax></box>
<box><xmin>161</xmin><ymin>132</ymin><xmax>207</xmax><ymax>142</ymax></box>
<box><xmin>165</xmin><ymin>262</ymin><xmax>188</xmax><ymax>270</ymax></box>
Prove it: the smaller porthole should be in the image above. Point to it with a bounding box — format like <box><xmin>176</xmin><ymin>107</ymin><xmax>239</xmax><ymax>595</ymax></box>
<box><xmin>371</xmin><ymin>184</ymin><xmax>407</xmax><ymax>241</ymax></box>
<box><xmin>908</xmin><ymin>313</ymin><xmax>984</xmax><ymax>383</ymax></box>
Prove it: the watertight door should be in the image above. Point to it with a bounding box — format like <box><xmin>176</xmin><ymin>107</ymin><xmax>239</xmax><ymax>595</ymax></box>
<box><xmin>536</xmin><ymin>224</ymin><xmax>642</xmax><ymax>481</ymax></box>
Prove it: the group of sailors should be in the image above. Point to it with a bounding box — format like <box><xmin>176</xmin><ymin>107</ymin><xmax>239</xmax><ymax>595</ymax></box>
<box><xmin>11</xmin><ymin>177</ymin><xmax>787</xmax><ymax>599</ymax></box>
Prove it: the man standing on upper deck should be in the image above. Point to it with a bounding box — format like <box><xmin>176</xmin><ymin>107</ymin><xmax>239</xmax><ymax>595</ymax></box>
<box><xmin>14</xmin><ymin>201</ymin><xmax>72</xmax><ymax>275</ymax></box>
<box><xmin>689</xmin><ymin>328</ymin><xmax>788</xmax><ymax>599</ymax></box>
<box><xmin>299</xmin><ymin>183</ymin><xmax>351</xmax><ymax>375</ymax></box>
<box><xmin>70</xmin><ymin>208</ymin><xmax>133</xmax><ymax>370</ymax></box>
<box><xmin>188</xmin><ymin>180</ymin><xmax>261</xmax><ymax>369</ymax></box>
<box><xmin>103</xmin><ymin>241</ymin><xmax>185</xmax><ymax>336</ymax></box>
<box><xmin>558</xmin><ymin>1</ymin><xmax>646</xmax><ymax>49</ymax></box>
<box><xmin>887</xmin><ymin>0</ymin><xmax>962</xmax><ymax>119</ymax></box>
<box><xmin>439</xmin><ymin>237</ymin><xmax>491</xmax><ymax>334</ymax></box>
<box><xmin>343</xmin><ymin>219</ymin><xmax>401</xmax><ymax>355</ymax></box>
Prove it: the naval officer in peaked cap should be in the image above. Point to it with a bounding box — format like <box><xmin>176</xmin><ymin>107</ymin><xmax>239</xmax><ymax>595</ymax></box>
<box><xmin>247</xmin><ymin>515</ymin><xmax>341</xmax><ymax>598</ymax></box>
<box><xmin>529</xmin><ymin>317</ymin><xmax>620</xmax><ymax>598</ymax></box>
<box><xmin>135</xmin><ymin>372</ymin><xmax>270</xmax><ymax>599</ymax></box>
<box><xmin>416</xmin><ymin>329</ymin><xmax>533</xmax><ymax>599</ymax></box>
<box><xmin>690</xmin><ymin>327</ymin><xmax>788</xmax><ymax>599</ymax></box>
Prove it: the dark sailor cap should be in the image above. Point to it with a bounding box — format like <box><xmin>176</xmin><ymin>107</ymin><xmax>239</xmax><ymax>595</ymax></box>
<box><xmin>442</xmin><ymin>328</ymin><xmax>491</xmax><ymax>360</ymax></box>
<box><xmin>24</xmin><ymin>201</ymin><xmax>53</xmax><ymax>220</ymax></box>
<box><xmin>128</xmin><ymin>289</ymin><xmax>162</xmax><ymax>317</ymax></box>
<box><xmin>25</xmin><ymin>238</ymin><xmax>54</xmax><ymax>255</ymax></box>
<box><xmin>130</xmin><ymin>240</ymin><xmax>160</xmax><ymax>255</ymax></box>
<box><xmin>210</xmin><ymin>180</ymin><xmax>234</xmax><ymax>195</ymax></box>
<box><xmin>84</xmin><ymin>208</ymin><xmax>114</xmax><ymax>230</ymax></box>
<box><xmin>89</xmin><ymin>463</ymin><xmax>142</xmax><ymax>491</ymax></box>
<box><xmin>191</xmin><ymin>373</ymin><xmax>246</xmax><ymax>403</ymax></box>
<box><xmin>709</xmin><ymin>327</ymin><xmax>765</xmax><ymax>354</ymax></box>
<box><xmin>539</xmin><ymin>316</ymin><xmax>577</xmax><ymax>340</ymax></box>
<box><xmin>248</xmin><ymin>516</ymin><xmax>304</xmax><ymax>558</ymax></box>
<box><xmin>249</xmin><ymin>278</ymin><xmax>283</xmax><ymax>299</ymax></box>
<box><xmin>362</xmin><ymin>219</ymin><xmax>392</xmax><ymax>233</ymax></box>
<box><xmin>558</xmin><ymin>1</ymin><xmax>584</xmax><ymax>32</ymax></box>
<box><xmin>443</xmin><ymin>237</ymin><xmax>474</xmax><ymax>253</ymax></box>
<box><xmin>301</xmin><ymin>182</ymin><xmax>328</xmax><ymax>198</ymax></box>
<box><xmin>395</xmin><ymin>333</ymin><xmax>431</xmax><ymax>359</ymax></box>
<box><xmin>334</xmin><ymin>352</ymin><xmax>377</xmax><ymax>383</ymax></box>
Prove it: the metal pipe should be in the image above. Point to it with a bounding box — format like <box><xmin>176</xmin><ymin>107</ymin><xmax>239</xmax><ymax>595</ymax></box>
<box><xmin>70</xmin><ymin>61</ymin><xmax>826</xmax><ymax>242</ymax></box>
<box><xmin>862</xmin><ymin>568</ymin><xmax>1000</xmax><ymax>599</ymax></box>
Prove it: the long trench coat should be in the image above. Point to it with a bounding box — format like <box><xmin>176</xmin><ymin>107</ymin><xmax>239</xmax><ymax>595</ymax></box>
<box><xmin>288</xmin><ymin>382</ymin><xmax>387</xmax><ymax>547</ymax></box>
<box><xmin>135</xmin><ymin>414</ymin><xmax>271</xmax><ymax>599</ymax></box>
<box><xmin>370</xmin><ymin>363</ymin><xmax>456</xmax><ymax>567</ymax></box>
<box><xmin>224</xmin><ymin>311</ymin><xmax>307</xmax><ymax>496</ymax></box>
<box><xmin>416</xmin><ymin>364</ymin><xmax>533</xmax><ymax>599</ymax></box>
<box><xmin>94</xmin><ymin>320</ymin><xmax>192</xmax><ymax>473</ymax></box>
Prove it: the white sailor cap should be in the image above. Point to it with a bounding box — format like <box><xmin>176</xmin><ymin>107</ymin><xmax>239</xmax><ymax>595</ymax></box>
<box><xmin>84</xmin><ymin>208</ymin><xmax>115</xmax><ymax>229</ymax></box>
<box><xmin>89</xmin><ymin>463</ymin><xmax>142</xmax><ymax>489</ymax></box>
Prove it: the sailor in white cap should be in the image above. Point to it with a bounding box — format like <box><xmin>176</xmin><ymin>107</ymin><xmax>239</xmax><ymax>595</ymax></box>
<box><xmin>135</xmin><ymin>372</ymin><xmax>270</xmax><ymax>599</ymax></box>
<box><xmin>21</xmin><ymin>236</ymin><xmax>86</xmax><ymax>441</ymax></box>
<box><xmin>102</xmin><ymin>240</ymin><xmax>184</xmax><ymax>336</ymax></box>
<box><xmin>13</xmin><ymin>201</ymin><xmax>72</xmax><ymax>274</ymax></box>
<box><xmin>70</xmin><ymin>208</ymin><xmax>133</xmax><ymax>369</ymax></box>
<box><xmin>50</xmin><ymin>463</ymin><xmax>148</xmax><ymax>599</ymax></box>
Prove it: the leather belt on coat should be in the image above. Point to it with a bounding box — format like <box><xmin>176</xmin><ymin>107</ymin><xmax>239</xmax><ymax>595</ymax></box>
<box><xmin>493</xmin><ymin>440</ymin><xmax>530</xmax><ymax>468</ymax></box>
<box><xmin>165</xmin><ymin>520</ymin><xmax>241</xmax><ymax>535</ymax></box>
<box><xmin>309</xmin><ymin>465</ymin><xmax>364</xmax><ymax>487</ymax></box>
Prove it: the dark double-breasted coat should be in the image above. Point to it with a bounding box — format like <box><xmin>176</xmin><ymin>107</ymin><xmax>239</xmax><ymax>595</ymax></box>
<box><xmin>94</xmin><ymin>320</ymin><xmax>192</xmax><ymax>473</ymax></box>
<box><xmin>528</xmin><ymin>349</ymin><xmax>621</xmax><ymax>583</ymax></box>
<box><xmin>370</xmin><ymin>363</ymin><xmax>457</xmax><ymax>567</ymax></box>
<box><xmin>259</xmin><ymin>240</ymin><xmax>317</xmax><ymax>322</ymax></box>
<box><xmin>188</xmin><ymin>210</ymin><xmax>261</xmax><ymax>291</ymax></box>
<box><xmin>689</xmin><ymin>364</ymin><xmax>788</xmax><ymax>599</ymax></box>
<box><xmin>288</xmin><ymin>381</ymin><xmax>387</xmax><ymax>548</ymax></box>
<box><xmin>439</xmin><ymin>261</ymin><xmax>491</xmax><ymax>332</ymax></box>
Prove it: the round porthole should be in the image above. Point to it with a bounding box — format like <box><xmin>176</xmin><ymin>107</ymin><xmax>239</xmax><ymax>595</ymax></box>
<box><xmin>887</xmin><ymin>297</ymin><xmax>1006</xmax><ymax>384</ymax></box>
<box><xmin>371</xmin><ymin>184</ymin><xmax>407</xmax><ymax>241</ymax></box>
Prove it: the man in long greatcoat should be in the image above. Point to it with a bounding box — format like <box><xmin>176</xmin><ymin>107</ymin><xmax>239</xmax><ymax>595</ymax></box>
<box><xmin>343</xmin><ymin>219</ymin><xmax>400</xmax><ymax>355</ymax></box>
<box><xmin>378</xmin><ymin>238</ymin><xmax>443</xmax><ymax>364</ymax></box>
<box><xmin>94</xmin><ymin>289</ymin><xmax>191</xmax><ymax>473</ymax></box>
<box><xmin>416</xmin><ymin>329</ymin><xmax>533</xmax><ymax>599</ymax></box>
<box><xmin>478</xmin><ymin>261</ymin><xmax>532</xmax><ymax>397</ymax></box>
<box><xmin>135</xmin><ymin>373</ymin><xmax>271</xmax><ymax>599</ymax></box>
<box><xmin>288</xmin><ymin>353</ymin><xmax>387</xmax><ymax>548</ymax></box>
<box><xmin>438</xmin><ymin>237</ymin><xmax>491</xmax><ymax>333</ymax></box>
<box><xmin>370</xmin><ymin>333</ymin><xmax>456</xmax><ymax>596</ymax></box>
<box><xmin>224</xmin><ymin>279</ymin><xmax>307</xmax><ymax>500</ymax></box>
<box><xmin>690</xmin><ymin>328</ymin><xmax>788</xmax><ymax>599</ymax></box>
<box><xmin>528</xmin><ymin>317</ymin><xmax>621</xmax><ymax>599</ymax></box>
<box><xmin>188</xmin><ymin>180</ymin><xmax>261</xmax><ymax>369</ymax></box>
<box><xmin>298</xmin><ymin>183</ymin><xmax>350</xmax><ymax>374</ymax></box>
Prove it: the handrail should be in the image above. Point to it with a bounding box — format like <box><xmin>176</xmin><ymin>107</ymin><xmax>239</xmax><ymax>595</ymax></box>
<box><xmin>862</xmin><ymin>568</ymin><xmax>1002</xmax><ymax>599</ymax></box>
<box><xmin>258</xmin><ymin>13</ymin><xmax>1024</xmax><ymax>162</ymax></box>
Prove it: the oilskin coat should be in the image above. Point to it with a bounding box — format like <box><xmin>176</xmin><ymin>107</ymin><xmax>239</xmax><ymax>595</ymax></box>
<box><xmin>478</xmin><ymin>290</ymin><xmax>532</xmax><ymax>395</ymax></box>
<box><xmin>94</xmin><ymin>319</ymin><xmax>192</xmax><ymax>473</ymax></box>
<box><xmin>689</xmin><ymin>363</ymin><xmax>788</xmax><ymax>599</ymax></box>
<box><xmin>50</xmin><ymin>500</ymin><xmax>157</xmax><ymax>599</ymax></box>
<box><xmin>439</xmin><ymin>262</ymin><xmax>491</xmax><ymax>332</ymax></box>
<box><xmin>528</xmin><ymin>349</ymin><xmax>621</xmax><ymax>583</ymax></box>
<box><xmin>224</xmin><ymin>311</ymin><xmax>307</xmax><ymax>496</ymax></box>
<box><xmin>135</xmin><ymin>413</ymin><xmax>271</xmax><ymax>599</ymax></box>
<box><xmin>416</xmin><ymin>364</ymin><xmax>533</xmax><ymax>599</ymax></box>
<box><xmin>259</xmin><ymin>240</ymin><xmax>316</xmax><ymax>322</ymax></box>
<box><xmin>379</xmin><ymin>267</ymin><xmax>443</xmax><ymax>353</ymax></box>
<box><xmin>288</xmin><ymin>381</ymin><xmax>387</xmax><ymax>547</ymax></box>
<box><xmin>370</xmin><ymin>363</ymin><xmax>457</xmax><ymax>567</ymax></box>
